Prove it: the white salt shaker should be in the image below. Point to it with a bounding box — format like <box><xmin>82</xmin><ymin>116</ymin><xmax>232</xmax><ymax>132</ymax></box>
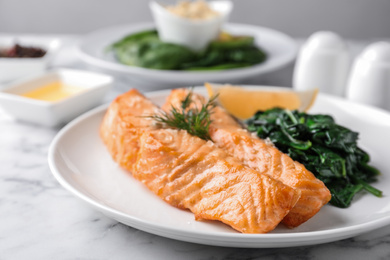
<box><xmin>293</xmin><ymin>31</ymin><xmax>350</xmax><ymax>96</ymax></box>
<box><xmin>346</xmin><ymin>41</ymin><xmax>390</xmax><ymax>110</ymax></box>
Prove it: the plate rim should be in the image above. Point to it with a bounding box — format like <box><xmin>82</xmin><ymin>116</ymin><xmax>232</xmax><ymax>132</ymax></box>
<box><xmin>48</xmin><ymin>86</ymin><xmax>390</xmax><ymax>247</ymax></box>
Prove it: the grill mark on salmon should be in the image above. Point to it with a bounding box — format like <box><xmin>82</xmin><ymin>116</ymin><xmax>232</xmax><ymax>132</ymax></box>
<box><xmin>162</xmin><ymin>88</ymin><xmax>331</xmax><ymax>228</ymax></box>
<box><xmin>100</xmin><ymin>89</ymin><xmax>301</xmax><ymax>233</ymax></box>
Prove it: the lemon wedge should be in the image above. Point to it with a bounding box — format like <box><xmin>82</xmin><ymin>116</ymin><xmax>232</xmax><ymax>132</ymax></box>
<box><xmin>205</xmin><ymin>82</ymin><xmax>318</xmax><ymax>120</ymax></box>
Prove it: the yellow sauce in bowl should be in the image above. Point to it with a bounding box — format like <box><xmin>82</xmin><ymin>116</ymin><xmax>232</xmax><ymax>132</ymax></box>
<box><xmin>21</xmin><ymin>81</ymin><xmax>84</xmax><ymax>102</ymax></box>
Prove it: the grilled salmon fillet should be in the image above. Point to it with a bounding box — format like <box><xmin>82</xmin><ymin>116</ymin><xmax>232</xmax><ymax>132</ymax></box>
<box><xmin>162</xmin><ymin>88</ymin><xmax>331</xmax><ymax>228</ymax></box>
<box><xmin>100</xmin><ymin>89</ymin><xmax>301</xmax><ymax>233</ymax></box>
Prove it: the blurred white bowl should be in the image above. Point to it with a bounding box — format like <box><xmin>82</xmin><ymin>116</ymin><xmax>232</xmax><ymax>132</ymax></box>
<box><xmin>149</xmin><ymin>1</ymin><xmax>233</xmax><ymax>51</ymax></box>
<box><xmin>0</xmin><ymin>36</ymin><xmax>61</xmax><ymax>83</ymax></box>
<box><xmin>0</xmin><ymin>69</ymin><xmax>113</xmax><ymax>127</ymax></box>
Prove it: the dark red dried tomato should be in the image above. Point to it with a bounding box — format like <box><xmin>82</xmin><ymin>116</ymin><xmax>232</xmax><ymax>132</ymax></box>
<box><xmin>0</xmin><ymin>44</ymin><xmax>46</xmax><ymax>58</ymax></box>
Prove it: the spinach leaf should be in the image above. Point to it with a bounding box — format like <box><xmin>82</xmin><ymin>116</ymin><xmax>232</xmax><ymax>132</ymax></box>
<box><xmin>112</xmin><ymin>30</ymin><xmax>195</xmax><ymax>70</ymax></box>
<box><xmin>246</xmin><ymin>108</ymin><xmax>382</xmax><ymax>208</ymax></box>
<box><xmin>110</xmin><ymin>30</ymin><xmax>267</xmax><ymax>71</ymax></box>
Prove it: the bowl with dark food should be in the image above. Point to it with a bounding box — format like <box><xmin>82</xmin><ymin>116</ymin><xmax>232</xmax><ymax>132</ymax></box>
<box><xmin>0</xmin><ymin>35</ymin><xmax>61</xmax><ymax>83</ymax></box>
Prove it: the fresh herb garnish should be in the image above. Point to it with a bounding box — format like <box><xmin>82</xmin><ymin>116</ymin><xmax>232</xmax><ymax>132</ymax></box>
<box><xmin>246</xmin><ymin>108</ymin><xmax>382</xmax><ymax>208</ymax></box>
<box><xmin>150</xmin><ymin>90</ymin><xmax>217</xmax><ymax>140</ymax></box>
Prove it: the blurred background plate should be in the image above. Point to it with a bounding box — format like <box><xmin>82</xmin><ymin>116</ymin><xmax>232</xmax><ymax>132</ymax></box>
<box><xmin>77</xmin><ymin>23</ymin><xmax>296</xmax><ymax>88</ymax></box>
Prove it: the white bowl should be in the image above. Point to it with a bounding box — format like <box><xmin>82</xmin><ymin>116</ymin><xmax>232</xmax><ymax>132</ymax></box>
<box><xmin>149</xmin><ymin>1</ymin><xmax>233</xmax><ymax>51</ymax></box>
<box><xmin>0</xmin><ymin>35</ymin><xmax>61</xmax><ymax>83</ymax></box>
<box><xmin>0</xmin><ymin>69</ymin><xmax>113</xmax><ymax>127</ymax></box>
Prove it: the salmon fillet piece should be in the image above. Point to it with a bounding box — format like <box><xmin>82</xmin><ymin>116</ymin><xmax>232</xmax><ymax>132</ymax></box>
<box><xmin>100</xmin><ymin>89</ymin><xmax>160</xmax><ymax>171</ymax></box>
<box><xmin>162</xmin><ymin>88</ymin><xmax>331</xmax><ymax>228</ymax></box>
<box><xmin>100</xmin><ymin>89</ymin><xmax>301</xmax><ymax>233</ymax></box>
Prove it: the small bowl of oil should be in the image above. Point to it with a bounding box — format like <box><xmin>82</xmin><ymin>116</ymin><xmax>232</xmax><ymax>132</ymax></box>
<box><xmin>0</xmin><ymin>68</ymin><xmax>113</xmax><ymax>127</ymax></box>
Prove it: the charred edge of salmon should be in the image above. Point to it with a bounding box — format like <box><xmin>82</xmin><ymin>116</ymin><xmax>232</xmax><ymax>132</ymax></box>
<box><xmin>132</xmin><ymin>129</ymin><xmax>301</xmax><ymax>234</ymax></box>
<box><xmin>163</xmin><ymin>88</ymin><xmax>331</xmax><ymax>228</ymax></box>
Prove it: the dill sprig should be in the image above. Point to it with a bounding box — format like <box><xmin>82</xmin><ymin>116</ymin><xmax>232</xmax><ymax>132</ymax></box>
<box><xmin>150</xmin><ymin>90</ymin><xmax>218</xmax><ymax>140</ymax></box>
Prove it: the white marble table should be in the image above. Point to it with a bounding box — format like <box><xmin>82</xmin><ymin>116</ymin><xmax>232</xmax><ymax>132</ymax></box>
<box><xmin>1</xmin><ymin>36</ymin><xmax>390</xmax><ymax>260</ymax></box>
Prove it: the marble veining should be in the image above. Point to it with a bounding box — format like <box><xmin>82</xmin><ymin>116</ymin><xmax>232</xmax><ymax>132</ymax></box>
<box><xmin>0</xmin><ymin>36</ymin><xmax>390</xmax><ymax>260</ymax></box>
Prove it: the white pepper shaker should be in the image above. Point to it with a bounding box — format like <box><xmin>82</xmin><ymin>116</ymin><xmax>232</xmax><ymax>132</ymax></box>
<box><xmin>293</xmin><ymin>31</ymin><xmax>350</xmax><ymax>96</ymax></box>
<box><xmin>346</xmin><ymin>41</ymin><xmax>390</xmax><ymax>110</ymax></box>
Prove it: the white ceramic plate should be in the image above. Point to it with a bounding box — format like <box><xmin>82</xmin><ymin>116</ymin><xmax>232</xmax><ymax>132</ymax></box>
<box><xmin>77</xmin><ymin>23</ymin><xmax>296</xmax><ymax>87</ymax></box>
<box><xmin>48</xmin><ymin>87</ymin><xmax>390</xmax><ymax>248</ymax></box>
